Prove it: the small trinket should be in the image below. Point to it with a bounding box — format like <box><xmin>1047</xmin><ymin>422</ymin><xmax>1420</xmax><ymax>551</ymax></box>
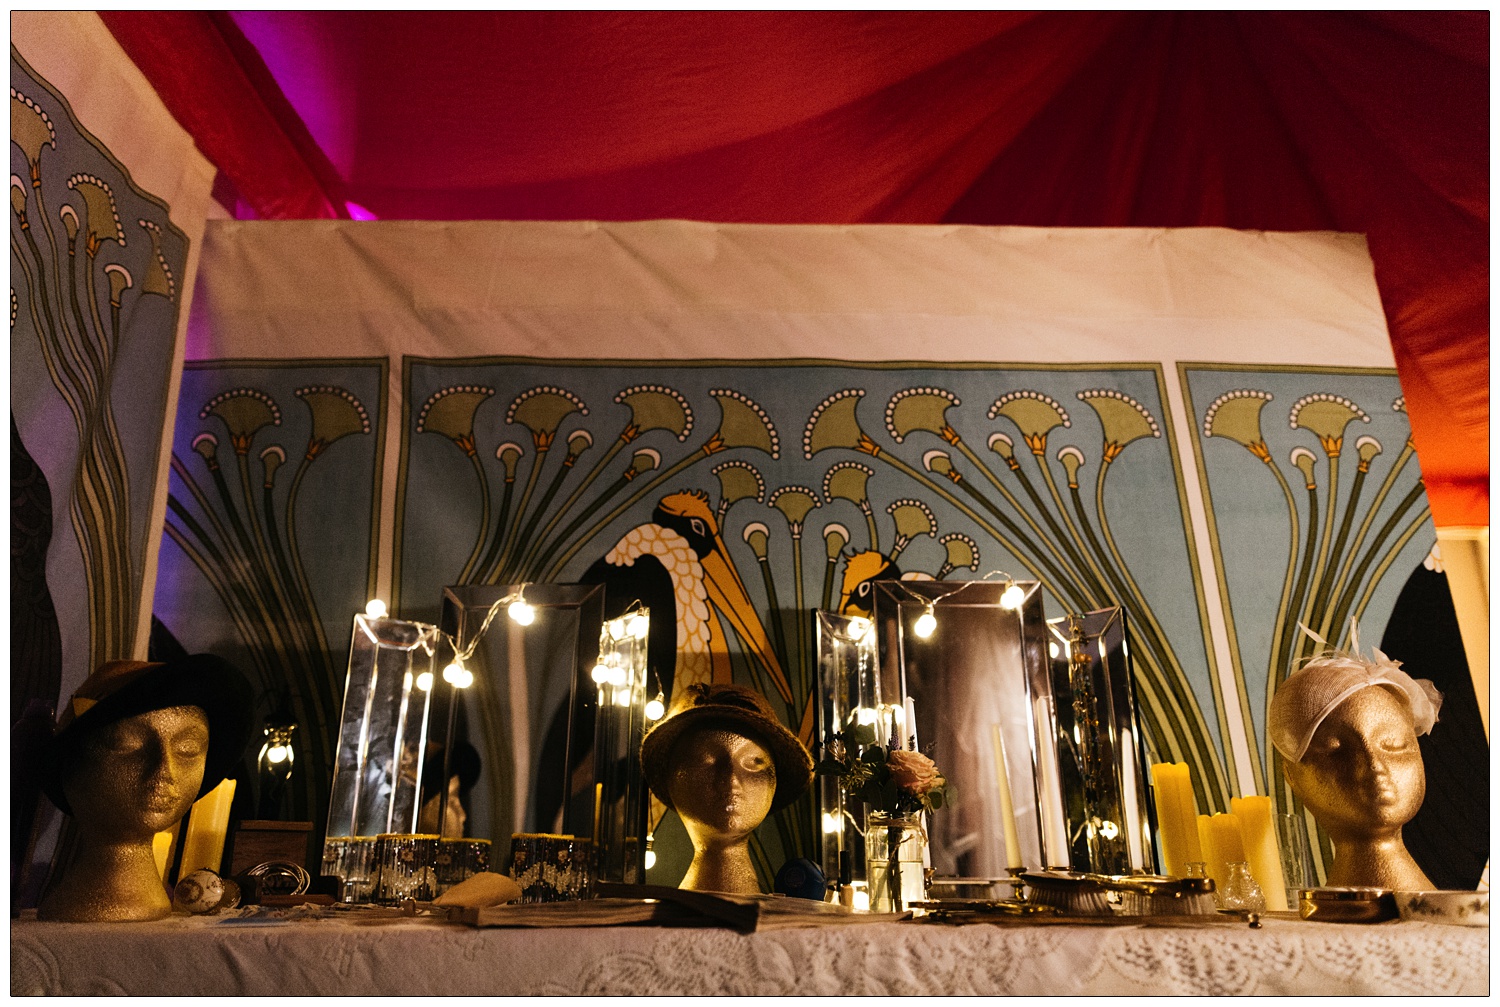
<box><xmin>1297</xmin><ymin>886</ymin><xmax>1399</xmax><ymax>923</ymax></box>
<box><xmin>174</xmin><ymin>869</ymin><xmax>241</xmax><ymax>914</ymax></box>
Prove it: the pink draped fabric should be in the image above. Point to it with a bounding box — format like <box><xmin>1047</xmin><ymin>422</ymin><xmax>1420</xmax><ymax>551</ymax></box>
<box><xmin>100</xmin><ymin>11</ymin><xmax>1487</xmax><ymax>524</ymax></box>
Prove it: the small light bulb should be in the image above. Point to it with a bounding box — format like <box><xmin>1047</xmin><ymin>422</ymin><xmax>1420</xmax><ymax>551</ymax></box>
<box><xmin>846</xmin><ymin>617</ymin><xmax>871</xmax><ymax>642</ymax></box>
<box><xmin>608</xmin><ymin>618</ymin><xmax>626</xmax><ymax>641</ymax></box>
<box><xmin>508</xmin><ymin>600</ymin><xmax>535</xmax><ymax>625</ymax></box>
<box><xmin>852</xmin><ymin>889</ymin><xmax>870</xmax><ymax>912</ymax></box>
<box><xmin>914</xmin><ymin>610</ymin><xmax>937</xmax><ymax>638</ymax></box>
<box><xmin>613</xmin><ymin>687</ymin><xmax>632</xmax><ymax>708</ymax></box>
<box><xmin>364</xmin><ymin>599</ymin><xmax>387</xmax><ymax>619</ymax></box>
<box><xmin>1099</xmin><ymin>819</ymin><xmax>1120</xmax><ymax>840</ymax></box>
<box><xmin>607</xmin><ymin>666</ymin><xmax>628</xmax><ymax>687</ymax></box>
<box><xmin>856</xmin><ymin>707</ymin><xmax>878</xmax><ymax>726</ymax></box>
<box><xmin>592</xmin><ymin>663</ymin><xmax>611</xmax><ymax>684</ymax></box>
<box><xmin>644</xmin><ymin>850</ymin><xmax>657</xmax><ymax>870</ymax></box>
<box><xmin>644</xmin><ymin>695</ymin><xmax>665</xmax><ymax>721</ymax></box>
<box><xmin>416</xmin><ymin>671</ymin><xmax>434</xmax><ymax>692</ymax></box>
<box><xmin>266</xmin><ymin>745</ymin><xmax>288</xmax><ymax>764</ymax></box>
<box><xmin>443</xmin><ymin>662</ymin><xmax>465</xmax><ymax>685</ymax></box>
<box><xmin>1000</xmin><ymin>583</ymin><xmax>1026</xmax><ymax>610</ymax></box>
<box><xmin>455</xmin><ymin>668</ymin><xmax>474</xmax><ymax>689</ymax></box>
<box><xmin>627</xmin><ymin>614</ymin><xmax>649</xmax><ymax>639</ymax></box>
<box><xmin>1048</xmin><ymin>642</ymin><xmax>1060</xmax><ymax>660</ymax></box>
<box><xmin>822</xmin><ymin>812</ymin><xmax>842</xmax><ymax>834</ymax></box>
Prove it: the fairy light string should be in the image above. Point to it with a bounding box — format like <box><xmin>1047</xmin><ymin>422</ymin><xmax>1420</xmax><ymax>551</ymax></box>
<box><xmin>882</xmin><ymin>569</ymin><xmax>1030</xmax><ymax>639</ymax></box>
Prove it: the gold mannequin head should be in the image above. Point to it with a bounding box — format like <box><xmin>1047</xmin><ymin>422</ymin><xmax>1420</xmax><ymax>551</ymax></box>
<box><xmin>37</xmin><ymin>657</ymin><xmax>251</xmax><ymax>922</ymax></box>
<box><xmin>66</xmin><ymin>706</ymin><xmax>210</xmax><ymax>838</ymax></box>
<box><xmin>641</xmin><ymin>683</ymin><xmax>813</xmax><ymax>894</ymax></box>
<box><xmin>1269</xmin><ymin>644</ymin><xmax>1441</xmax><ymax>891</ymax></box>
<box><xmin>666</xmin><ymin>728</ymin><xmax>777</xmax><ymax>892</ymax></box>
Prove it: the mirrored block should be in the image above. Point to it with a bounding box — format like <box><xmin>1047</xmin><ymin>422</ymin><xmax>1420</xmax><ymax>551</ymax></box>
<box><xmin>1046</xmin><ymin>607</ymin><xmax>1158</xmax><ymax>876</ymax></box>
<box><xmin>812</xmin><ymin>610</ymin><xmax>883</xmax><ymax>889</ymax></box>
<box><xmin>872</xmin><ymin>580</ymin><xmax>1065</xmax><ymax>876</ymax></box>
<box><xmin>325</xmin><ymin>614</ymin><xmax>443</xmax><ymax>851</ymax></box>
<box><xmin>591</xmin><ymin>610</ymin><xmax>651</xmax><ymax>885</ymax></box>
<box><xmin>439</xmin><ymin>584</ymin><xmax>646</xmax><ymax>883</ymax></box>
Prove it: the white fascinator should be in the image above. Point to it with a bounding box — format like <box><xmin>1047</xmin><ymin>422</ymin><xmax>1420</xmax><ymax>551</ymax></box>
<box><xmin>1268</xmin><ymin>620</ymin><xmax>1442</xmax><ymax>763</ymax></box>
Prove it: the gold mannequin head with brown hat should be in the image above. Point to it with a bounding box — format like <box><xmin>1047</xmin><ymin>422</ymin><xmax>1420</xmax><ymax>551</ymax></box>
<box><xmin>37</xmin><ymin>655</ymin><xmax>252</xmax><ymax>922</ymax></box>
<box><xmin>1269</xmin><ymin>633</ymin><xmax>1441</xmax><ymax>891</ymax></box>
<box><xmin>641</xmin><ymin>683</ymin><xmax>812</xmax><ymax>894</ymax></box>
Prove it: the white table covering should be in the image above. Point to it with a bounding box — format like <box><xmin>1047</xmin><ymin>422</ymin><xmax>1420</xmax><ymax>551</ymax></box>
<box><xmin>12</xmin><ymin>915</ymin><xmax>1488</xmax><ymax>996</ymax></box>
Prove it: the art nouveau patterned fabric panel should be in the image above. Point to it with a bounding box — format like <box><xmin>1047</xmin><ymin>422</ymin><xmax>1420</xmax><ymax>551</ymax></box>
<box><xmin>168</xmin><ymin>220</ymin><xmax>1472</xmax><ymax>886</ymax></box>
<box><xmin>153</xmin><ymin>360</ymin><xmax>386</xmax><ymax>824</ymax></box>
<box><xmin>9</xmin><ymin>32</ymin><xmax>214</xmax><ymax>706</ymax></box>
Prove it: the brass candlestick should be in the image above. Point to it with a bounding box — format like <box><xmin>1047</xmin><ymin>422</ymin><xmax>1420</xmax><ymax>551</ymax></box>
<box><xmin>1005</xmin><ymin>865</ymin><xmax>1029</xmax><ymax>902</ymax></box>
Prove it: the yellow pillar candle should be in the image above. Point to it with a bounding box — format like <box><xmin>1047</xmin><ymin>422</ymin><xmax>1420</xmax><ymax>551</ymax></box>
<box><xmin>179</xmin><ymin>778</ymin><xmax>236</xmax><ymax>876</ymax></box>
<box><xmin>1210</xmin><ymin>812</ymin><xmax>1246</xmax><ymax>863</ymax></box>
<box><xmin>1151</xmin><ymin>763</ymin><xmax>1185</xmax><ymax>875</ymax></box>
<box><xmin>1150</xmin><ymin>762</ymin><xmax>1202</xmax><ymax>877</ymax></box>
<box><xmin>152</xmin><ymin>821</ymin><xmax>181</xmax><ymax>880</ymax></box>
<box><xmin>1201</xmin><ymin>812</ymin><xmax>1246</xmax><ymax>893</ymax></box>
<box><xmin>1170</xmin><ymin>774</ymin><xmax>1206</xmax><ymax>864</ymax></box>
<box><xmin>1231</xmin><ymin>795</ymin><xmax>1289</xmax><ymax>911</ymax></box>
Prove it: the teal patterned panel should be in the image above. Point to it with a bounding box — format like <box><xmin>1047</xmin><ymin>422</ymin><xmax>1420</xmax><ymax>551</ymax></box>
<box><xmin>396</xmin><ymin>356</ymin><xmax>1232</xmax><ymax>864</ymax></box>
<box><xmin>153</xmin><ymin>359</ymin><xmax>386</xmax><ymax>824</ymax></box>
<box><xmin>1183</xmin><ymin>364</ymin><xmax>1435</xmax><ymax>802</ymax></box>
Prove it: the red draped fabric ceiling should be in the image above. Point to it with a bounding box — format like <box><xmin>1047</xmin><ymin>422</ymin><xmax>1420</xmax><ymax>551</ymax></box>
<box><xmin>100</xmin><ymin>11</ymin><xmax>1488</xmax><ymax>526</ymax></box>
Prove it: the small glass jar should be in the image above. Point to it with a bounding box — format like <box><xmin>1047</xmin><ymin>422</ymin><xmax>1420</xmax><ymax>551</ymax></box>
<box><xmin>1218</xmin><ymin>861</ymin><xmax>1267</xmax><ymax>912</ymax></box>
<box><xmin>323</xmin><ymin>836</ymin><xmax>379</xmax><ymax>903</ymax></box>
<box><xmin>864</xmin><ymin>812</ymin><xmax>926</xmax><ymax>913</ymax></box>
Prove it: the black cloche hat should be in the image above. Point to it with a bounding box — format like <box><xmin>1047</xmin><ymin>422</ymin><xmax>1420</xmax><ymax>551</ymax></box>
<box><xmin>41</xmin><ymin>654</ymin><xmax>254</xmax><ymax>815</ymax></box>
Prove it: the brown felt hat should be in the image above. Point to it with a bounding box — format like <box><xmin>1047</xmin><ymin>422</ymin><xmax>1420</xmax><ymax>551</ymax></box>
<box><xmin>640</xmin><ymin>682</ymin><xmax>813</xmax><ymax>812</ymax></box>
<box><xmin>42</xmin><ymin>655</ymin><xmax>254</xmax><ymax>816</ymax></box>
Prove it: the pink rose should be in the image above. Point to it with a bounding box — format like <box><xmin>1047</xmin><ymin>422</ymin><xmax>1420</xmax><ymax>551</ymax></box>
<box><xmin>888</xmin><ymin>750</ymin><xmax>941</xmax><ymax>795</ymax></box>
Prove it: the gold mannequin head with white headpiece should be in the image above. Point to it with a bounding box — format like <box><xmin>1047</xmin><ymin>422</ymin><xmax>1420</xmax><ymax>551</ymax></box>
<box><xmin>1269</xmin><ymin>625</ymin><xmax>1441</xmax><ymax>890</ymax></box>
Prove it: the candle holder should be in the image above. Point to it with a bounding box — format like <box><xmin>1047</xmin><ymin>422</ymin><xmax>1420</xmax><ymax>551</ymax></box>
<box><xmin>1005</xmin><ymin>865</ymin><xmax>1029</xmax><ymax>902</ymax></box>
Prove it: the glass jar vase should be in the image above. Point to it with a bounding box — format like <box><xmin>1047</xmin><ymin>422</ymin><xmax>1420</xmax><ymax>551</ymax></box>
<box><xmin>865</xmin><ymin>812</ymin><xmax>926</xmax><ymax>913</ymax></box>
<box><xmin>1218</xmin><ymin>860</ymin><xmax>1267</xmax><ymax>913</ymax></box>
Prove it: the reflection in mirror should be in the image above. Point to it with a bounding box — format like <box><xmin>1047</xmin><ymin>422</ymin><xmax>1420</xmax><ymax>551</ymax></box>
<box><xmin>591</xmin><ymin>611</ymin><xmax>651</xmax><ymax>883</ymax></box>
<box><xmin>326</xmin><ymin>614</ymin><xmax>443</xmax><ymax>838</ymax></box>
<box><xmin>323</xmin><ymin>613</ymin><xmax>443</xmax><ymax>902</ymax></box>
<box><xmin>1046</xmin><ymin>607</ymin><xmax>1158</xmax><ymax>875</ymax></box>
<box><xmin>440</xmin><ymin>584</ymin><xmax>606</xmax><ymax>873</ymax></box>
<box><xmin>884</xmin><ymin>581</ymin><xmax>1066</xmax><ymax>887</ymax></box>
<box><xmin>812</xmin><ymin>611</ymin><xmax>882</xmax><ymax>890</ymax></box>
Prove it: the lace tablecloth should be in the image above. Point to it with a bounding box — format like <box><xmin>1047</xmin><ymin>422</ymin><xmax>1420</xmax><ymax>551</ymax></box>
<box><xmin>12</xmin><ymin>914</ymin><xmax>1488</xmax><ymax>996</ymax></box>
